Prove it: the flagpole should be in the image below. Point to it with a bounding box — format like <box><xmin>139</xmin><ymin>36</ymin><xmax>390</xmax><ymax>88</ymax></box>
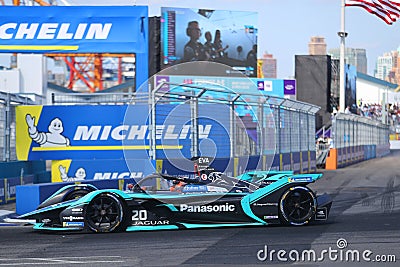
<box><xmin>338</xmin><ymin>0</ymin><xmax>347</xmax><ymax>112</ymax></box>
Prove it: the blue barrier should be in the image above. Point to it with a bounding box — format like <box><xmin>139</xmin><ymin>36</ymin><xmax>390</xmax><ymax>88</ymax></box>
<box><xmin>301</xmin><ymin>152</ymin><xmax>308</xmax><ymax>173</ymax></box>
<box><xmin>0</xmin><ymin>175</ymin><xmax>34</xmax><ymax>206</ymax></box>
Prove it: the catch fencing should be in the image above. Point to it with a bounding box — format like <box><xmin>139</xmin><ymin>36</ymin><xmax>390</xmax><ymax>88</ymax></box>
<box><xmin>4</xmin><ymin>85</ymin><xmax>320</xmax><ymax>173</ymax></box>
<box><xmin>325</xmin><ymin>113</ymin><xmax>390</xmax><ymax>169</ymax></box>
<box><xmin>332</xmin><ymin>113</ymin><xmax>389</xmax><ymax>149</ymax></box>
<box><xmin>149</xmin><ymin>82</ymin><xmax>320</xmax><ymax>158</ymax></box>
<box><xmin>0</xmin><ymin>92</ymin><xmax>39</xmax><ymax>162</ymax></box>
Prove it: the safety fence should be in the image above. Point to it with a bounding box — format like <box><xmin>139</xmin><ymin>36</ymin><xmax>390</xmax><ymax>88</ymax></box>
<box><xmin>5</xmin><ymin>86</ymin><xmax>320</xmax><ymax>173</ymax></box>
<box><xmin>148</xmin><ymin>80</ymin><xmax>320</xmax><ymax>173</ymax></box>
<box><xmin>0</xmin><ymin>92</ymin><xmax>38</xmax><ymax>162</ymax></box>
<box><xmin>325</xmin><ymin>113</ymin><xmax>390</xmax><ymax>169</ymax></box>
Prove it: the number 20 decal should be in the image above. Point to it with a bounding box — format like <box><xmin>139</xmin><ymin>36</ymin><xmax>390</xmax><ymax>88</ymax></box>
<box><xmin>132</xmin><ymin>210</ymin><xmax>147</xmax><ymax>220</ymax></box>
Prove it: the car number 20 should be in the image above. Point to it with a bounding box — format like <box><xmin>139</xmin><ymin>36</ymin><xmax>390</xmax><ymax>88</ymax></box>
<box><xmin>132</xmin><ymin>210</ymin><xmax>147</xmax><ymax>220</ymax></box>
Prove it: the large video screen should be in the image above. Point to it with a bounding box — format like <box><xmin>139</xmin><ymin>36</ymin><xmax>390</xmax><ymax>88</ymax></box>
<box><xmin>161</xmin><ymin>7</ymin><xmax>258</xmax><ymax>77</ymax></box>
<box><xmin>345</xmin><ymin>64</ymin><xmax>357</xmax><ymax>113</ymax></box>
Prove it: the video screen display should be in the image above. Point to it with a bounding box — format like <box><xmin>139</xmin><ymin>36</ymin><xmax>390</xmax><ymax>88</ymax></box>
<box><xmin>161</xmin><ymin>7</ymin><xmax>258</xmax><ymax>77</ymax></box>
<box><xmin>345</xmin><ymin>64</ymin><xmax>357</xmax><ymax>113</ymax></box>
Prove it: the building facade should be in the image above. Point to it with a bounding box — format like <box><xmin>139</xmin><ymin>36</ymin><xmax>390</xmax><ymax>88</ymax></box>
<box><xmin>328</xmin><ymin>47</ymin><xmax>368</xmax><ymax>74</ymax></box>
<box><xmin>308</xmin><ymin>36</ymin><xmax>327</xmax><ymax>55</ymax></box>
<box><xmin>260</xmin><ymin>52</ymin><xmax>277</xmax><ymax>78</ymax></box>
<box><xmin>375</xmin><ymin>52</ymin><xmax>394</xmax><ymax>81</ymax></box>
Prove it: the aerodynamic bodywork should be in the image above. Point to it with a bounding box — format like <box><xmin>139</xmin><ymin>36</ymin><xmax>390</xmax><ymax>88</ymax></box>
<box><xmin>20</xmin><ymin>158</ymin><xmax>332</xmax><ymax>233</ymax></box>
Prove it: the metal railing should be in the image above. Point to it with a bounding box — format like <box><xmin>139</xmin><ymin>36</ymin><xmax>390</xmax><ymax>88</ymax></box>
<box><xmin>1</xmin><ymin>87</ymin><xmax>320</xmax><ymax>162</ymax></box>
<box><xmin>0</xmin><ymin>92</ymin><xmax>37</xmax><ymax>161</ymax></box>
<box><xmin>331</xmin><ymin>113</ymin><xmax>389</xmax><ymax>149</ymax></box>
<box><xmin>148</xmin><ymin>81</ymin><xmax>320</xmax><ymax>160</ymax></box>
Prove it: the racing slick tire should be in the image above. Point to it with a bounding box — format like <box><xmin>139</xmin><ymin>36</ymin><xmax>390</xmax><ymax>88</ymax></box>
<box><xmin>279</xmin><ymin>186</ymin><xmax>317</xmax><ymax>226</ymax></box>
<box><xmin>84</xmin><ymin>193</ymin><xmax>126</xmax><ymax>233</ymax></box>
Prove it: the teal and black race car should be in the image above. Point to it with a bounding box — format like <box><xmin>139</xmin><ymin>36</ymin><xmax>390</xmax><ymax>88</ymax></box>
<box><xmin>20</xmin><ymin>158</ymin><xmax>332</xmax><ymax>233</ymax></box>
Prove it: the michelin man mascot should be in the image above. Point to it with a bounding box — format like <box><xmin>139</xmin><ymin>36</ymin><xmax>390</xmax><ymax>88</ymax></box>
<box><xmin>26</xmin><ymin>114</ymin><xmax>70</xmax><ymax>147</ymax></box>
<box><xmin>59</xmin><ymin>165</ymin><xmax>86</xmax><ymax>182</ymax></box>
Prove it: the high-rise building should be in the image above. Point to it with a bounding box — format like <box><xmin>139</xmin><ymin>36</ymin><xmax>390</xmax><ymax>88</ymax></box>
<box><xmin>260</xmin><ymin>52</ymin><xmax>277</xmax><ymax>78</ymax></box>
<box><xmin>375</xmin><ymin>52</ymin><xmax>393</xmax><ymax>81</ymax></box>
<box><xmin>308</xmin><ymin>36</ymin><xmax>327</xmax><ymax>55</ymax></box>
<box><xmin>392</xmin><ymin>50</ymin><xmax>400</xmax><ymax>84</ymax></box>
<box><xmin>328</xmin><ymin>47</ymin><xmax>368</xmax><ymax>74</ymax></box>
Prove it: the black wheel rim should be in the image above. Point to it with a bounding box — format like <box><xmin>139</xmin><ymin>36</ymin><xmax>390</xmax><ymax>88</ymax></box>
<box><xmin>281</xmin><ymin>188</ymin><xmax>315</xmax><ymax>224</ymax></box>
<box><xmin>86</xmin><ymin>194</ymin><xmax>122</xmax><ymax>232</ymax></box>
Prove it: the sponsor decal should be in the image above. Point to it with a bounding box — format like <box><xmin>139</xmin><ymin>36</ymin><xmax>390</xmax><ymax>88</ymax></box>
<box><xmin>71</xmin><ymin>208</ymin><xmax>83</xmax><ymax>213</ymax></box>
<box><xmin>205</xmin><ymin>186</ymin><xmax>228</xmax><ymax>193</ymax></box>
<box><xmin>283</xmin><ymin>80</ymin><xmax>296</xmax><ymax>95</ymax></box>
<box><xmin>256</xmin><ymin>80</ymin><xmax>273</xmax><ymax>91</ymax></box>
<box><xmin>0</xmin><ymin>23</ymin><xmax>112</xmax><ymax>40</ymax></box>
<box><xmin>0</xmin><ymin>6</ymin><xmax>147</xmax><ymax>54</ymax></box>
<box><xmin>180</xmin><ymin>203</ymin><xmax>235</xmax><ymax>212</ymax></box>
<box><xmin>182</xmin><ymin>185</ymin><xmax>208</xmax><ymax>193</ymax></box>
<box><xmin>63</xmin><ymin>216</ymin><xmax>84</xmax><ymax>222</ymax></box>
<box><xmin>25</xmin><ymin>114</ymin><xmax>212</xmax><ymax>146</ymax></box>
<box><xmin>63</xmin><ymin>222</ymin><xmax>84</xmax><ymax>227</ymax></box>
<box><xmin>315</xmin><ymin>208</ymin><xmax>328</xmax><ymax>220</ymax></box>
<box><xmin>263</xmin><ymin>215</ymin><xmax>279</xmax><ymax>219</ymax></box>
<box><xmin>133</xmin><ymin>220</ymin><xmax>170</xmax><ymax>226</ymax></box>
<box><xmin>197</xmin><ymin>157</ymin><xmax>210</xmax><ymax>164</ymax></box>
<box><xmin>155</xmin><ymin>75</ymin><xmax>170</xmax><ymax>92</ymax></box>
<box><xmin>253</xmin><ymin>203</ymin><xmax>278</xmax><ymax>207</ymax></box>
<box><xmin>94</xmin><ymin>172</ymin><xmax>143</xmax><ymax>180</ymax></box>
<box><xmin>73</xmin><ymin>124</ymin><xmax>212</xmax><ymax>141</ymax></box>
<box><xmin>200</xmin><ymin>174</ymin><xmax>208</xmax><ymax>181</ymax></box>
<box><xmin>288</xmin><ymin>177</ymin><xmax>313</xmax><ymax>183</ymax></box>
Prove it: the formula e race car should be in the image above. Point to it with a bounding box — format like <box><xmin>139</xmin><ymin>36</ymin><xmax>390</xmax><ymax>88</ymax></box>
<box><xmin>20</xmin><ymin>157</ymin><xmax>332</xmax><ymax>233</ymax></box>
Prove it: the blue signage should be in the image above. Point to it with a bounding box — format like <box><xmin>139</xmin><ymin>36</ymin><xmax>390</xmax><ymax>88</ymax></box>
<box><xmin>16</xmin><ymin>104</ymin><xmax>231</xmax><ymax>160</ymax></box>
<box><xmin>0</xmin><ymin>6</ymin><xmax>148</xmax><ymax>53</ymax></box>
<box><xmin>155</xmin><ymin>75</ymin><xmax>285</xmax><ymax>98</ymax></box>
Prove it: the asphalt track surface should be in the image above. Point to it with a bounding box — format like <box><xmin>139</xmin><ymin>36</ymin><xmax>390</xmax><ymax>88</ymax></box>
<box><xmin>1</xmin><ymin>151</ymin><xmax>400</xmax><ymax>266</ymax></box>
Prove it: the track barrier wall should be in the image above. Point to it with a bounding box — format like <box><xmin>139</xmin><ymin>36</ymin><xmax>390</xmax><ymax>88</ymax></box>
<box><xmin>1</xmin><ymin>175</ymin><xmax>34</xmax><ymax>206</ymax></box>
<box><xmin>324</xmin><ymin>113</ymin><xmax>390</xmax><ymax>170</ymax></box>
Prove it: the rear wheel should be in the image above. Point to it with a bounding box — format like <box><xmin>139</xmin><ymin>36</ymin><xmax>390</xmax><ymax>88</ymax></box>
<box><xmin>84</xmin><ymin>193</ymin><xmax>125</xmax><ymax>233</ymax></box>
<box><xmin>279</xmin><ymin>186</ymin><xmax>316</xmax><ymax>226</ymax></box>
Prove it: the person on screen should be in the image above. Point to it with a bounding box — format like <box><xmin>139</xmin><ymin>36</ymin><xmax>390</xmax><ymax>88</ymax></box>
<box><xmin>213</xmin><ymin>29</ymin><xmax>229</xmax><ymax>58</ymax></box>
<box><xmin>236</xmin><ymin>45</ymin><xmax>246</xmax><ymax>61</ymax></box>
<box><xmin>204</xmin><ymin>31</ymin><xmax>217</xmax><ymax>60</ymax></box>
<box><xmin>183</xmin><ymin>21</ymin><xmax>209</xmax><ymax>62</ymax></box>
<box><xmin>246</xmin><ymin>44</ymin><xmax>258</xmax><ymax>70</ymax></box>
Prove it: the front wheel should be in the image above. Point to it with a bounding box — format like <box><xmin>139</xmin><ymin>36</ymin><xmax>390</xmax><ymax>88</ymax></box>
<box><xmin>64</xmin><ymin>189</ymin><xmax>91</xmax><ymax>201</ymax></box>
<box><xmin>279</xmin><ymin>186</ymin><xmax>317</xmax><ymax>226</ymax></box>
<box><xmin>84</xmin><ymin>193</ymin><xmax>125</xmax><ymax>233</ymax></box>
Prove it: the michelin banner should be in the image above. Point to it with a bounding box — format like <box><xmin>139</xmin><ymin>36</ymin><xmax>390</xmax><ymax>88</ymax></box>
<box><xmin>16</xmin><ymin>104</ymin><xmax>230</xmax><ymax>161</ymax></box>
<box><xmin>51</xmin><ymin>159</ymin><xmax>155</xmax><ymax>183</ymax></box>
<box><xmin>0</xmin><ymin>6</ymin><xmax>148</xmax><ymax>53</ymax></box>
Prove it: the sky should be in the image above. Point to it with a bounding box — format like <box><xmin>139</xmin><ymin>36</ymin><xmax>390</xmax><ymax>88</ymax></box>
<box><xmin>1</xmin><ymin>0</ymin><xmax>400</xmax><ymax>79</ymax></box>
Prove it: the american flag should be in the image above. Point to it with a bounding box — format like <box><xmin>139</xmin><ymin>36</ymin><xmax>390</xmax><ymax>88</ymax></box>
<box><xmin>345</xmin><ymin>0</ymin><xmax>400</xmax><ymax>25</ymax></box>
